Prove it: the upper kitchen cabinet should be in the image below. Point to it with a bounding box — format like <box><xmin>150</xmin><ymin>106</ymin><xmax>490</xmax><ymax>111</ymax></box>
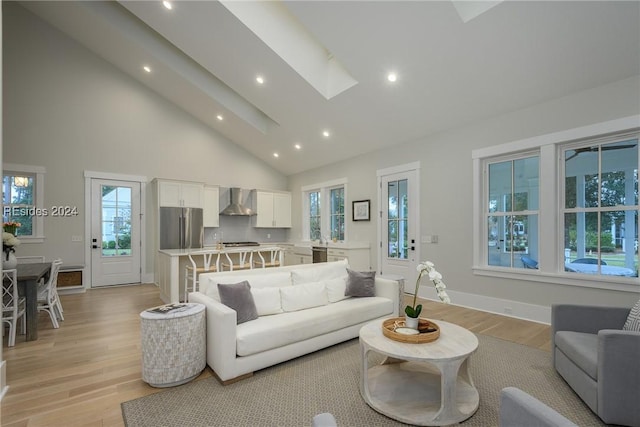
<box><xmin>252</xmin><ymin>190</ymin><xmax>291</xmax><ymax>228</ymax></box>
<box><xmin>156</xmin><ymin>179</ymin><xmax>204</xmax><ymax>208</ymax></box>
<box><xmin>203</xmin><ymin>185</ymin><xmax>220</xmax><ymax>227</ymax></box>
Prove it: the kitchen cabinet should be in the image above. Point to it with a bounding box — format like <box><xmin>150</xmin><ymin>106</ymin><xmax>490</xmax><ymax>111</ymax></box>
<box><xmin>328</xmin><ymin>247</ymin><xmax>370</xmax><ymax>270</ymax></box>
<box><xmin>157</xmin><ymin>180</ymin><xmax>204</xmax><ymax>208</ymax></box>
<box><xmin>252</xmin><ymin>190</ymin><xmax>291</xmax><ymax>228</ymax></box>
<box><xmin>284</xmin><ymin>252</ymin><xmax>312</xmax><ymax>266</ymax></box>
<box><xmin>284</xmin><ymin>244</ymin><xmax>312</xmax><ymax>266</ymax></box>
<box><xmin>203</xmin><ymin>185</ymin><xmax>219</xmax><ymax>227</ymax></box>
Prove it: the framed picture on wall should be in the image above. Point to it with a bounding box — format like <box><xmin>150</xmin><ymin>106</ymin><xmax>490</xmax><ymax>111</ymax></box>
<box><xmin>352</xmin><ymin>200</ymin><xmax>370</xmax><ymax>221</ymax></box>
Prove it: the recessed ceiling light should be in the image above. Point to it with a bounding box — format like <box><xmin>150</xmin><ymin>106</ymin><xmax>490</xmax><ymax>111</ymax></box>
<box><xmin>322</xmin><ymin>130</ymin><xmax>330</xmax><ymax>138</ymax></box>
<box><xmin>273</xmin><ymin>153</ymin><xmax>279</xmax><ymax>158</ymax></box>
<box><xmin>162</xmin><ymin>1</ymin><xmax>173</xmax><ymax>10</ymax></box>
<box><xmin>387</xmin><ymin>72</ymin><xmax>398</xmax><ymax>83</ymax></box>
<box><xmin>216</xmin><ymin>115</ymin><xmax>224</xmax><ymax>121</ymax></box>
<box><xmin>143</xmin><ymin>65</ymin><xmax>151</xmax><ymax>73</ymax></box>
<box><xmin>294</xmin><ymin>144</ymin><xmax>302</xmax><ymax>150</ymax></box>
<box><xmin>256</xmin><ymin>75</ymin><xmax>265</xmax><ymax>85</ymax></box>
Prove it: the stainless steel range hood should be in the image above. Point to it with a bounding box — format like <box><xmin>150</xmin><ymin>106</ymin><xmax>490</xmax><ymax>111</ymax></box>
<box><xmin>220</xmin><ymin>187</ymin><xmax>255</xmax><ymax>216</ymax></box>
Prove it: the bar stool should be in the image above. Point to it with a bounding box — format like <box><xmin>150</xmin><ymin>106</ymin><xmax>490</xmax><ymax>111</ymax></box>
<box><xmin>253</xmin><ymin>247</ymin><xmax>283</xmax><ymax>268</ymax></box>
<box><xmin>221</xmin><ymin>249</ymin><xmax>253</xmax><ymax>271</ymax></box>
<box><xmin>184</xmin><ymin>251</ymin><xmax>220</xmax><ymax>302</ymax></box>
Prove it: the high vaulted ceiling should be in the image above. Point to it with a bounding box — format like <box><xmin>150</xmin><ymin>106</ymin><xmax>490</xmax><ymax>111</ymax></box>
<box><xmin>21</xmin><ymin>1</ymin><xmax>640</xmax><ymax>176</ymax></box>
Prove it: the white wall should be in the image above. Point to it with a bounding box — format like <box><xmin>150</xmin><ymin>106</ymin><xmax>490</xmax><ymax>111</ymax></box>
<box><xmin>2</xmin><ymin>3</ymin><xmax>287</xmax><ymax>275</ymax></box>
<box><xmin>288</xmin><ymin>75</ymin><xmax>640</xmax><ymax>319</ymax></box>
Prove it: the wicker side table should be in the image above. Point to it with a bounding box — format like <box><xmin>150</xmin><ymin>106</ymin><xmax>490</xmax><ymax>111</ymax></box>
<box><xmin>140</xmin><ymin>303</ymin><xmax>206</xmax><ymax>387</ymax></box>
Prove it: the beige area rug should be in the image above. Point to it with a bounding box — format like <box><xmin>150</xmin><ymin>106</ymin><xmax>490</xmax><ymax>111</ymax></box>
<box><xmin>121</xmin><ymin>334</ymin><xmax>604</xmax><ymax>427</ymax></box>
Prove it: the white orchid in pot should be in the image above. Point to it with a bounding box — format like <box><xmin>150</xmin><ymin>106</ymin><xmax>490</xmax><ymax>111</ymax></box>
<box><xmin>404</xmin><ymin>261</ymin><xmax>450</xmax><ymax>329</ymax></box>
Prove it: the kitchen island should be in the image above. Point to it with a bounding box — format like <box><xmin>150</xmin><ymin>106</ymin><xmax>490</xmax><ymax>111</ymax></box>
<box><xmin>155</xmin><ymin>245</ymin><xmax>284</xmax><ymax>303</ymax></box>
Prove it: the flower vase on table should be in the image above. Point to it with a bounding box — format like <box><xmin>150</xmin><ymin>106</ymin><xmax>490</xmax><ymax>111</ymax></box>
<box><xmin>404</xmin><ymin>260</ymin><xmax>451</xmax><ymax>330</ymax></box>
<box><xmin>2</xmin><ymin>228</ymin><xmax>21</xmax><ymax>270</ymax></box>
<box><xmin>4</xmin><ymin>252</ymin><xmax>17</xmax><ymax>269</ymax></box>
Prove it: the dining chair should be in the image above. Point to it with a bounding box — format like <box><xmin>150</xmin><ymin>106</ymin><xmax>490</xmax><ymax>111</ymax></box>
<box><xmin>184</xmin><ymin>251</ymin><xmax>220</xmax><ymax>302</ymax></box>
<box><xmin>37</xmin><ymin>259</ymin><xmax>64</xmax><ymax>328</ymax></box>
<box><xmin>2</xmin><ymin>269</ymin><xmax>26</xmax><ymax>347</ymax></box>
<box><xmin>253</xmin><ymin>248</ymin><xmax>283</xmax><ymax>268</ymax></box>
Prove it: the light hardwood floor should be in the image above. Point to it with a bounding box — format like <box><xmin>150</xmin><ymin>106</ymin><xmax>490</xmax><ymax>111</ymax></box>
<box><xmin>1</xmin><ymin>284</ymin><xmax>550</xmax><ymax>426</ymax></box>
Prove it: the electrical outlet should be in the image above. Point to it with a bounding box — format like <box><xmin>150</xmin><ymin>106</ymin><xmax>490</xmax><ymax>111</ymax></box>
<box><xmin>267</xmin><ymin>233</ymin><xmax>271</xmax><ymax>239</ymax></box>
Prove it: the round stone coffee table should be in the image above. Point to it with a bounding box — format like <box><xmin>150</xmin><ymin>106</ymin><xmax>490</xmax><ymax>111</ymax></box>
<box><xmin>140</xmin><ymin>303</ymin><xmax>206</xmax><ymax>387</ymax></box>
<box><xmin>359</xmin><ymin>318</ymin><xmax>479</xmax><ymax>426</ymax></box>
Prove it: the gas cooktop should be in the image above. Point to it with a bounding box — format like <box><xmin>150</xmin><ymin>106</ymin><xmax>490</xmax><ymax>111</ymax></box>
<box><xmin>223</xmin><ymin>241</ymin><xmax>260</xmax><ymax>247</ymax></box>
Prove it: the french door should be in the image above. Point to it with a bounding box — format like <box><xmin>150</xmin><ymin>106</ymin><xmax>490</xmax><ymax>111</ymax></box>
<box><xmin>378</xmin><ymin>165</ymin><xmax>420</xmax><ymax>292</ymax></box>
<box><xmin>90</xmin><ymin>179</ymin><xmax>141</xmax><ymax>287</ymax></box>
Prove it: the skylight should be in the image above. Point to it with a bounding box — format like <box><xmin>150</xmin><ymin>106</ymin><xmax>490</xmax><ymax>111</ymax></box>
<box><xmin>219</xmin><ymin>0</ymin><xmax>357</xmax><ymax>100</ymax></box>
<box><xmin>451</xmin><ymin>0</ymin><xmax>504</xmax><ymax>23</ymax></box>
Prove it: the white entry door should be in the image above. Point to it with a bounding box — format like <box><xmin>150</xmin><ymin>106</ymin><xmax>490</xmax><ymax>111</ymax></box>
<box><xmin>91</xmin><ymin>179</ymin><xmax>141</xmax><ymax>287</ymax></box>
<box><xmin>378</xmin><ymin>165</ymin><xmax>420</xmax><ymax>293</ymax></box>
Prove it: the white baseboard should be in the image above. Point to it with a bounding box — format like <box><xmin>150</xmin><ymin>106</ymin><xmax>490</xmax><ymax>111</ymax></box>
<box><xmin>417</xmin><ymin>288</ymin><xmax>551</xmax><ymax>325</ymax></box>
<box><xmin>142</xmin><ymin>273</ymin><xmax>154</xmax><ymax>284</ymax></box>
<box><xmin>0</xmin><ymin>360</ymin><xmax>7</xmax><ymax>401</ymax></box>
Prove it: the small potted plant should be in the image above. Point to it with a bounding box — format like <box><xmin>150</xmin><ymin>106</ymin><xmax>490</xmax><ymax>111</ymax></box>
<box><xmin>405</xmin><ymin>261</ymin><xmax>450</xmax><ymax>329</ymax></box>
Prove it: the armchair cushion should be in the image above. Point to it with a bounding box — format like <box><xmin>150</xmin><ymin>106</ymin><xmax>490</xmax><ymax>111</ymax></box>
<box><xmin>500</xmin><ymin>387</ymin><xmax>578</xmax><ymax>427</ymax></box>
<box><xmin>622</xmin><ymin>299</ymin><xmax>640</xmax><ymax>331</ymax></box>
<box><xmin>555</xmin><ymin>331</ymin><xmax>598</xmax><ymax>380</ymax></box>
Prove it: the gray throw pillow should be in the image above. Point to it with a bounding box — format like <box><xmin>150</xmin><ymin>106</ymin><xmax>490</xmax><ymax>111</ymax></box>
<box><xmin>217</xmin><ymin>281</ymin><xmax>259</xmax><ymax>324</ymax></box>
<box><xmin>345</xmin><ymin>269</ymin><xmax>376</xmax><ymax>297</ymax></box>
<box><xmin>623</xmin><ymin>299</ymin><xmax>640</xmax><ymax>332</ymax></box>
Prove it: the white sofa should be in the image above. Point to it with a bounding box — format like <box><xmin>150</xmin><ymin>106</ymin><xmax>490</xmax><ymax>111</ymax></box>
<box><xmin>189</xmin><ymin>260</ymin><xmax>400</xmax><ymax>383</ymax></box>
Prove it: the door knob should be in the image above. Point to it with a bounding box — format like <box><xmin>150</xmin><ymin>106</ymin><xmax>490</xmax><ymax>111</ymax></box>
<box><xmin>92</xmin><ymin>245</ymin><xmax>98</xmax><ymax>249</ymax></box>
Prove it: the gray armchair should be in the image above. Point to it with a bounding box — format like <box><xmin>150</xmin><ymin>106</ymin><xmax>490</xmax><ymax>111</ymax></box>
<box><xmin>500</xmin><ymin>387</ymin><xmax>577</xmax><ymax>427</ymax></box>
<box><xmin>551</xmin><ymin>304</ymin><xmax>640</xmax><ymax>426</ymax></box>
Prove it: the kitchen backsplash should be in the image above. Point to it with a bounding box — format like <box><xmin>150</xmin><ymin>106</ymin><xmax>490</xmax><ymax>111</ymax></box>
<box><xmin>203</xmin><ymin>215</ymin><xmax>287</xmax><ymax>245</ymax></box>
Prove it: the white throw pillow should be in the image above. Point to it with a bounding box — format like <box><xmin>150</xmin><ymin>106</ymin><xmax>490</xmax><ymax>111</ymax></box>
<box><xmin>291</xmin><ymin>259</ymin><xmax>349</xmax><ymax>285</ymax></box>
<box><xmin>280</xmin><ymin>281</ymin><xmax>328</xmax><ymax>312</ymax></box>
<box><xmin>204</xmin><ymin>272</ymin><xmax>291</xmax><ymax>301</ymax></box>
<box><xmin>251</xmin><ymin>287</ymin><xmax>283</xmax><ymax>316</ymax></box>
<box><xmin>325</xmin><ymin>276</ymin><xmax>350</xmax><ymax>303</ymax></box>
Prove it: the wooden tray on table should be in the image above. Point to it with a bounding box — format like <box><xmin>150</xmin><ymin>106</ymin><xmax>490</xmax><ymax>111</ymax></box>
<box><xmin>381</xmin><ymin>317</ymin><xmax>440</xmax><ymax>343</ymax></box>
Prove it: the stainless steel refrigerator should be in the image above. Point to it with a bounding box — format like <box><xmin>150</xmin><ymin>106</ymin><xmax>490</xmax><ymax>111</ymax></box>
<box><xmin>159</xmin><ymin>207</ymin><xmax>204</xmax><ymax>249</ymax></box>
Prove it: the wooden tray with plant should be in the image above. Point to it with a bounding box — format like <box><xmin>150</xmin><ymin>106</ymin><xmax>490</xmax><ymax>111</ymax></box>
<box><xmin>382</xmin><ymin>317</ymin><xmax>440</xmax><ymax>343</ymax></box>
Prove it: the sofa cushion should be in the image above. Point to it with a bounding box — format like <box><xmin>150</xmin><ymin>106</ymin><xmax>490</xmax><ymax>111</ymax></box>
<box><xmin>280</xmin><ymin>281</ymin><xmax>328</xmax><ymax>312</ymax></box>
<box><xmin>291</xmin><ymin>259</ymin><xmax>349</xmax><ymax>285</ymax></box>
<box><xmin>236</xmin><ymin>296</ymin><xmax>393</xmax><ymax>356</ymax></box>
<box><xmin>345</xmin><ymin>269</ymin><xmax>376</xmax><ymax>297</ymax></box>
<box><xmin>251</xmin><ymin>287</ymin><xmax>283</xmax><ymax>316</ymax></box>
<box><xmin>204</xmin><ymin>271</ymin><xmax>292</xmax><ymax>301</ymax></box>
<box><xmin>623</xmin><ymin>299</ymin><xmax>640</xmax><ymax>331</ymax></box>
<box><xmin>555</xmin><ymin>331</ymin><xmax>598</xmax><ymax>380</ymax></box>
<box><xmin>325</xmin><ymin>276</ymin><xmax>350</xmax><ymax>303</ymax></box>
<box><xmin>217</xmin><ymin>281</ymin><xmax>259</xmax><ymax>324</ymax></box>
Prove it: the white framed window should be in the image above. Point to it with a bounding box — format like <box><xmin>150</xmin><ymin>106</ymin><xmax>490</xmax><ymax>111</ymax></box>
<box><xmin>2</xmin><ymin>164</ymin><xmax>46</xmax><ymax>242</ymax></box>
<box><xmin>486</xmin><ymin>154</ymin><xmax>540</xmax><ymax>270</ymax></box>
<box><xmin>472</xmin><ymin>116</ymin><xmax>640</xmax><ymax>291</ymax></box>
<box><xmin>562</xmin><ymin>134</ymin><xmax>638</xmax><ymax>278</ymax></box>
<box><xmin>302</xmin><ymin>178</ymin><xmax>347</xmax><ymax>242</ymax></box>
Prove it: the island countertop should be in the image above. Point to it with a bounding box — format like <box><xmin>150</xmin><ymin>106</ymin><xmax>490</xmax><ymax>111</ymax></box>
<box><xmin>158</xmin><ymin>245</ymin><xmax>283</xmax><ymax>257</ymax></box>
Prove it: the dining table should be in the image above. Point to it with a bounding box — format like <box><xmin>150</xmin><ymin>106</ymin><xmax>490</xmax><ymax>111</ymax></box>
<box><xmin>16</xmin><ymin>262</ymin><xmax>51</xmax><ymax>341</ymax></box>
